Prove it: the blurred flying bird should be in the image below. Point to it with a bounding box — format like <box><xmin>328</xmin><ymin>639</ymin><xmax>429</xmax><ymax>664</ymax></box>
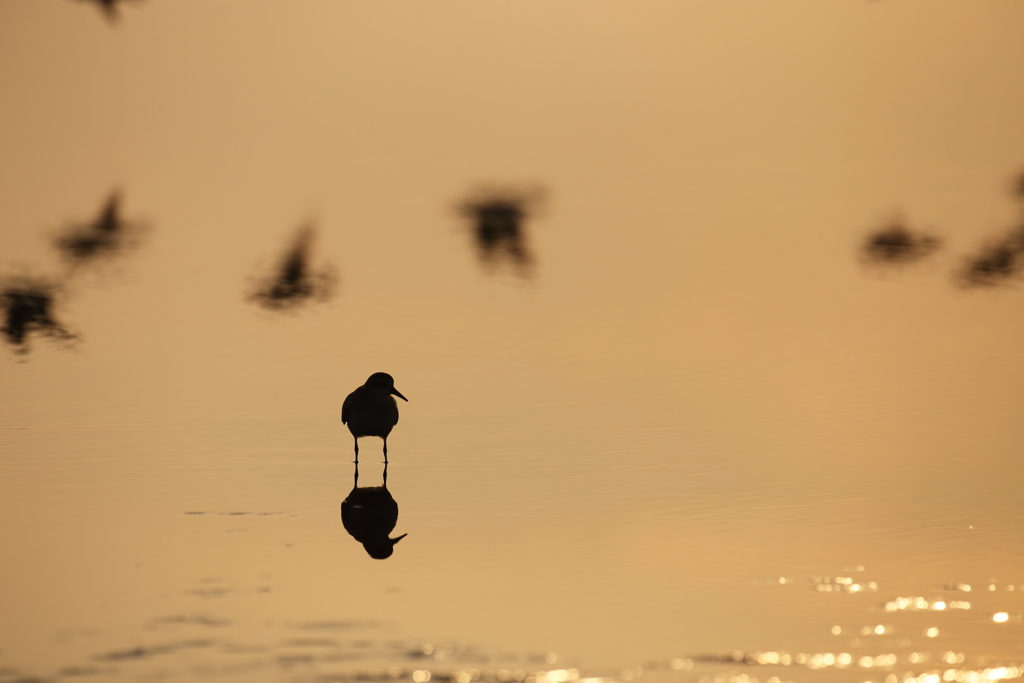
<box><xmin>0</xmin><ymin>277</ymin><xmax>77</xmax><ymax>355</ymax></box>
<box><xmin>341</xmin><ymin>373</ymin><xmax>408</xmax><ymax>462</ymax></box>
<box><xmin>861</xmin><ymin>218</ymin><xmax>941</xmax><ymax>265</ymax></box>
<box><xmin>458</xmin><ymin>186</ymin><xmax>546</xmax><ymax>275</ymax></box>
<box><xmin>248</xmin><ymin>225</ymin><xmax>337</xmax><ymax>311</ymax></box>
<box><xmin>957</xmin><ymin>227</ymin><xmax>1024</xmax><ymax>288</ymax></box>
<box><xmin>54</xmin><ymin>191</ymin><xmax>143</xmax><ymax>268</ymax></box>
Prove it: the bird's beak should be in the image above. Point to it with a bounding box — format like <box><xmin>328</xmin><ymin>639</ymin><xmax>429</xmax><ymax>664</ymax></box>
<box><xmin>393</xmin><ymin>533</ymin><xmax>408</xmax><ymax>544</ymax></box>
<box><xmin>392</xmin><ymin>388</ymin><xmax>408</xmax><ymax>402</ymax></box>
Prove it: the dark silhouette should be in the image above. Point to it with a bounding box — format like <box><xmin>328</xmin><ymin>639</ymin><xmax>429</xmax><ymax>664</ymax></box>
<box><xmin>957</xmin><ymin>225</ymin><xmax>1024</xmax><ymax>287</ymax></box>
<box><xmin>458</xmin><ymin>187</ymin><xmax>545</xmax><ymax>274</ymax></box>
<box><xmin>248</xmin><ymin>225</ymin><xmax>337</xmax><ymax>311</ymax></box>
<box><xmin>861</xmin><ymin>219</ymin><xmax>941</xmax><ymax>265</ymax></box>
<box><xmin>341</xmin><ymin>373</ymin><xmax>407</xmax><ymax>462</ymax></box>
<box><xmin>1</xmin><ymin>277</ymin><xmax>77</xmax><ymax>355</ymax></box>
<box><xmin>1</xmin><ymin>192</ymin><xmax>147</xmax><ymax>358</ymax></box>
<box><xmin>341</xmin><ymin>462</ymin><xmax>406</xmax><ymax>559</ymax></box>
<box><xmin>954</xmin><ymin>168</ymin><xmax>1024</xmax><ymax>287</ymax></box>
<box><xmin>54</xmin><ymin>191</ymin><xmax>143</xmax><ymax>268</ymax></box>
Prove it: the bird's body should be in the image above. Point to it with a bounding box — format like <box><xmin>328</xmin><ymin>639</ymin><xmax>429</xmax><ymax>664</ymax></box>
<box><xmin>342</xmin><ymin>372</ymin><xmax>407</xmax><ymax>462</ymax></box>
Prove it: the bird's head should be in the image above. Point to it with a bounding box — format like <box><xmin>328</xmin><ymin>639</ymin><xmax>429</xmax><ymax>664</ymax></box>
<box><xmin>367</xmin><ymin>372</ymin><xmax>408</xmax><ymax>401</ymax></box>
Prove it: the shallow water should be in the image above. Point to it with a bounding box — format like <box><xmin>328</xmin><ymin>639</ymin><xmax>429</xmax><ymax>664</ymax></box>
<box><xmin>2</xmin><ymin>2</ymin><xmax>1024</xmax><ymax>682</ymax></box>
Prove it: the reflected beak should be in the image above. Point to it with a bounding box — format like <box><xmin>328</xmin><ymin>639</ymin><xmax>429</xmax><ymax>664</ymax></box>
<box><xmin>392</xmin><ymin>388</ymin><xmax>408</xmax><ymax>402</ymax></box>
<box><xmin>393</xmin><ymin>533</ymin><xmax>408</xmax><ymax>543</ymax></box>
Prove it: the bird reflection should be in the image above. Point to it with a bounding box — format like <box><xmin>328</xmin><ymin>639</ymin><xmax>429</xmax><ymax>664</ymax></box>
<box><xmin>341</xmin><ymin>372</ymin><xmax>408</xmax><ymax>462</ymax></box>
<box><xmin>341</xmin><ymin>461</ymin><xmax>407</xmax><ymax>560</ymax></box>
<box><xmin>54</xmin><ymin>191</ymin><xmax>144</xmax><ymax>269</ymax></box>
<box><xmin>248</xmin><ymin>225</ymin><xmax>337</xmax><ymax>311</ymax></box>
<box><xmin>0</xmin><ymin>276</ymin><xmax>77</xmax><ymax>355</ymax></box>
<box><xmin>861</xmin><ymin>219</ymin><xmax>941</xmax><ymax>265</ymax></box>
<box><xmin>459</xmin><ymin>187</ymin><xmax>545</xmax><ymax>275</ymax></box>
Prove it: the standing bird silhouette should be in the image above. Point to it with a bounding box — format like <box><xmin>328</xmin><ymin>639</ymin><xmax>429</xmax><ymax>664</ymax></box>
<box><xmin>341</xmin><ymin>372</ymin><xmax>408</xmax><ymax>462</ymax></box>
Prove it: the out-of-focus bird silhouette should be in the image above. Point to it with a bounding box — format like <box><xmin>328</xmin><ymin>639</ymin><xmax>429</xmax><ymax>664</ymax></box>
<box><xmin>341</xmin><ymin>372</ymin><xmax>408</xmax><ymax>463</ymax></box>
<box><xmin>954</xmin><ymin>169</ymin><xmax>1024</xmax><ymax>287</ymax></box>
<box><xmin>458</xmin><ymin>186</ymin><xmax>545</xmax><ymax>275</ymax></box>
<box><xmin>341</xmin><ymin>462</ymin><xmax>406</xmax><ymax>560</ymax></box>
<box><xmin>2</xmin><ymin>191</ymin><xmax>147</xmax><ymax>358</ymax></box>
<box><xmin>861</xmin><ymin>219</ymin><xmax>941</xmax><ymax>265</ymax></box>
<box><xmin>957</xmin><ymin>226</ymin><xmax>1024</xmax><ymax>288</ymax></box>
<box><xmin>248</xmin><ymin>225</ymin><xmax>337</xmax><ymax>311</ymax></box>
<box><xmin>0</xmin><ymin>277</ymin><xmax>76</xmax><ymax>355</ymax></box>
<box><xmin>54</xmin><ymin>191</ymin><xmax>143</xmax><ymax>269</ymax></box>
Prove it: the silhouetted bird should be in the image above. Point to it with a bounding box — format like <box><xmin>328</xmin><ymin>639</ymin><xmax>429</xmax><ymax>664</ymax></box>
<box><xmin>54</xmin><ymin>191</ymin><xmax>141</xmax><ymax>268</ymax></box>
<box><xmin>1</xmin><ymin>279</ymin><xmax>76</xmax><ymax>355</ymax></box>
<box><xmin>341</xmin><ymin>373</ymin><xmax>408</xmax><ymax>462</ymax></box>
<box><xmin>960</xmin><ymin>243</ymin><xmax>1023</xmax><ymax>286</ymax></box>
<box><xmin>341</xmin><ymin>462</ymin><xmax>407</xmax><ymax>559</ymax></box>
<box><xmin>248</xmin><ymin>225</ymin><xmax>336</xmax><ymax>311</ymax></box>
<box><xmin>458</xmin><ymin>187</ymin><xmax>545</xmax><ymax>274</ymax></box>
<box><xmin>862</xmin><ymin>220</ymin><xmax>941</xmax><ymax>265</ymax></box>
<box><xmin>471</xmin><ymin>200</ymin><xmax>527</xmax><ymax>256</ymax></box>
<box><xmin>955</xmin><ymin>223</ymin><xmax>1024</xmax><ymax>288</ymax></box>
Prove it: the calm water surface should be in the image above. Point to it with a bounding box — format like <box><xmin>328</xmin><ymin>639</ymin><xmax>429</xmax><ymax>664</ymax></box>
<box><xmin>2</xmin><ymin>2</ymin><xmax>1024</xmax><ymax>682</ymax></box>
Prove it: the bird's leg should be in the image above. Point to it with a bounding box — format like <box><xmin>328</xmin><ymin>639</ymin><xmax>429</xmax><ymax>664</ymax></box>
<box><xmin>353</xmin><ymin>436</ymin><xmax>360</xmax><ymax>464</ymax></box>
<box><xmin>383</xmin><ymin>437</ymin><xmax>389</xmax><ymax>464</ymax></box>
